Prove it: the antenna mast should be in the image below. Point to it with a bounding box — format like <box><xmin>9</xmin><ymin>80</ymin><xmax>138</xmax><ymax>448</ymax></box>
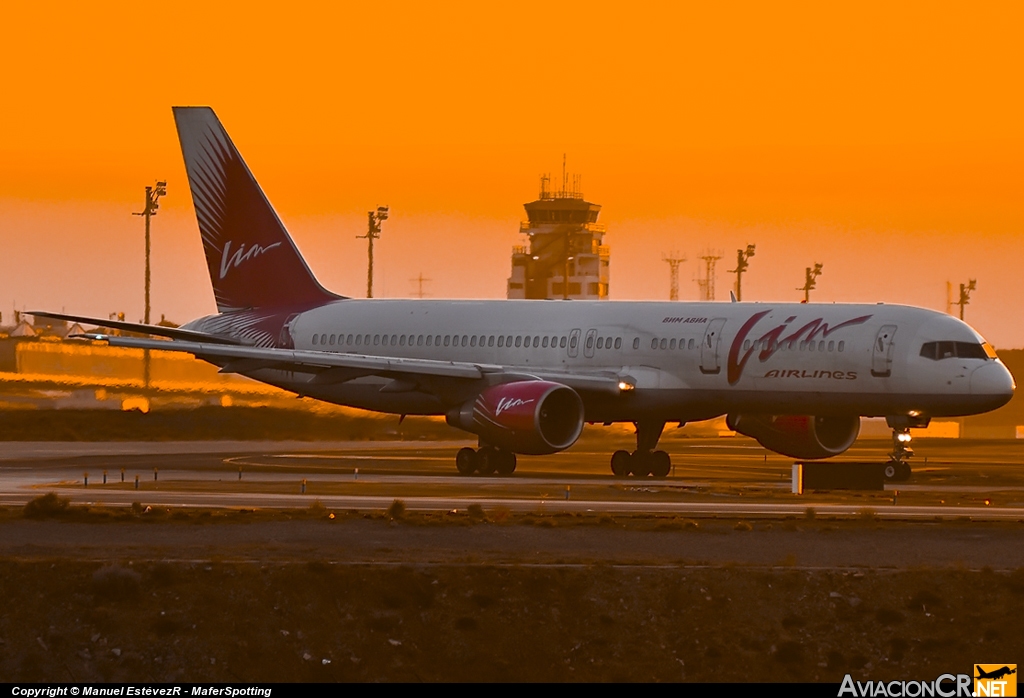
<box><xmin>662</xmin><ymin>252</ymin><xmax>687</xmax><ymax>301</ymax></box>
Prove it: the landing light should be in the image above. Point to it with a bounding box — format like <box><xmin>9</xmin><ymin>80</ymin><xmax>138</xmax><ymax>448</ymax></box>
<box><xmin>618</xmin><ymin>381</ymin><xmax>634</xmax><ymax>391</ymax></box>
<box><xmin>897</xmin><ymin>432</ymin><xmax>912</xmax><ymax>443</ymax></box>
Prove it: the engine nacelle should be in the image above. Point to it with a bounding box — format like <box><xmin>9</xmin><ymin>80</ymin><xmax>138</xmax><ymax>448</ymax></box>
<box><xmin>446</xmin><ymin>381</ymin><xmax>584</xmax><ymax>455</ymax></box>
<box><xmin>726</xmin><ymin>413</ymin><xmax>860</xmax><ymax>460</ymax></box>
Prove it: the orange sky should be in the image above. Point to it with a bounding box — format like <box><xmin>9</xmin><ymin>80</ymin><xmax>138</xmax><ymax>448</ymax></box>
<box><xmin>2</xmin><ymin>2</ymin><xmax>1022</xmax><ymax>345</ymax></box>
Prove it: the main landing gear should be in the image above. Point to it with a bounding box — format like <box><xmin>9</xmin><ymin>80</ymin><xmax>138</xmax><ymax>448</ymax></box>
<box><xmin>610</xmin><ymin>420</ymin><xmax>672</xmax><ymax>478</ymax></box>
<box><xmin>455</xmin><ymin>446</ymin><xmax>517</xmax><ymax>476</ymax></box>
<box><xmin>884</xmin><ymin>428</ymin><xmax>913</xmax><ymax>482</ymax></box>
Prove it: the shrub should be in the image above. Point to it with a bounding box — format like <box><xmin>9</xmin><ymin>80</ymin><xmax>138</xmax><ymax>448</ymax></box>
<box><xmin>387</xmin><ymin>499</ymin><xmax>406</xmax><ymax>520</ymax></box>
<box><xmin>92</xmin><ymin>565</ymin><xmax>142</xmax><ymax>599</ymax></box>
<box><xmin>24</xmin><ymin>493</ymin><xmax>70</xmax><ymax>519</ymax></box>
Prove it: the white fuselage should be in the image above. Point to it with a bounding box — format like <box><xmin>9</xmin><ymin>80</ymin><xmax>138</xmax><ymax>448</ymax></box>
<box><xmin>190</xmin><ymin>298</ymin><xmax>1014</xmax><ymax>423</ymax></box>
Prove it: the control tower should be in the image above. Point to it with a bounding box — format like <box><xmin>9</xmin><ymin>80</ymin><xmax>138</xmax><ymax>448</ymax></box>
<box><xmin>507</xmin><ymin>171</ymin><xmax>610</xmax><ymax>300</ymax></box>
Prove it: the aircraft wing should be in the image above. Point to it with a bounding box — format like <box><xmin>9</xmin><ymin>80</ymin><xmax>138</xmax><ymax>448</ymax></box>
<box><xmin>75</xmin><ymin>333</ymin><xmax>627</xmax><ymax>396</ymax></box>
<box><xmin>31</xmin><ymin>311</ymin><xmax>241</xmax><ymax>345</ymax></box>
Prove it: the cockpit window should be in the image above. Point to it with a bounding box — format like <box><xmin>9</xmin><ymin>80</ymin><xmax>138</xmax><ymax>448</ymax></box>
<box><xmin>920</xmin><ymin>341</ymin><xmax>989</xmax><ymax>361</ymax></box>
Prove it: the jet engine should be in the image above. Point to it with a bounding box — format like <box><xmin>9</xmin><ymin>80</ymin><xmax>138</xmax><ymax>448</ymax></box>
<box><xmin>725</xmin><ymin>414</ymin><xmax>860</xmax><ymax>460</ymax></box>
<box><xmin>446</xmin><ymin>381</ymin><xmax>584</xmax><ymax>455</ymax></box>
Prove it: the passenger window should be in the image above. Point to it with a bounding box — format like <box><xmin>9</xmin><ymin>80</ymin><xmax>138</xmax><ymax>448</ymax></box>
<box><xmin>399</xmin><ymin>335</ymin><xmax>406</xmax><ymax>346</ymax></box>
<box><xmin>743</xmin><ymin>340</ymin><xmax>750</xmax><ymax>351</ymax></box>
<box><xmin>808</xmin><ymin>342</ymin><xmax>815</xmax><ymax>352</ymax></box>
<box><xmin>586</xmin><ymin>335</ymin><xmax>594</xmax><ymax>349</ymax></box>
<box><xmin>596</xmin><ymin>337</ymin><xmax>604</xmax><ymax>349</ymax></box>
<box><xmin>688</xmin><ymin>338</ymin><xmax>695</xmax><ymax>350</ymax></box>
<box><xmin>443</xmin><ymin>336</ymin><xmax>450</xmax><ymax>347</ymax></box>
<box><xmin>498</xmin><ymin>336</ymin><xmax>505</xmax><ymax>347</ymax></box>
<box><xmin>614</xmin><ymin>337</ymin><xmax>621</xmax><ymax>350</ymax></box>
<box><xmin>390</xmin><ymin>334</ymin><xmax>397</xmax><ymax>345</ymax></box>
<box><xmin>669</xmin><ymin>339</ymin><xmax>676</xmax><ymax>350</ymax></box>
<box><xmin>544</xmin><ymin>337</ymin><xmax>551</xmax><ymax>348</ymax></box>
<box><xmin>560</xmin><ymin>337</ymin><xmax>567</xmax><ymax>349</ymax></box>
<box><xmin>348</xmin><ymin>334</ymin><xmax>355</xmax><ymax>345</ymax></box>
<box><xmin>435</xmin><ymin>335</ymin><xmax>441</xmax><ymax>346</ymax></box>
<box><xmin>417</xmin><ymin>335</ymin><xmax>423</xmax><ymax>346</ymax></box>
<box><xmin>515</xmin><ymin>336</ymin><xmax>522</xmax><ymax>348</ymax></box>
<box><xmin>633</xmin><ymin>337</ymin><xmax>640</xmax><ymax>350</ymax></box>
<box><xmin>533</xmin><ymin>336</ymin><xmax>540</xmax><ymax>348</ymax></box>
<box><xmin>426</xmin><ymin>335</ymin><xmax>433</xmax><ymax>346</ymax></box>
<box><xmin>488</xmin><ymin>336</ymin><xmax>494</xmax><ymax>347</ymax></box>
<box><xmin>570</xmin><ymin>336</ymin><xmax>578</xmax><ymax>349</ymax></box>
<box><xmin>660</xmin><ymin>338</ymin><xmax>667</xmax><ymax>350</ymax></box>
<box><xmin>651</xmin><ymin>338</ymin><xmax>658</xmax><ymax>350</ymax></box>
<box><xmin>828</xmin><ymin>341</ymin><xmax>834</xmax><ymax>352</ymax></box>
<box><xmin>470</xmin><ymin>336</ymin><xmax>477</xmax><ymax>347</ymax></box>
<box><xmin>551</xmin><ymin>336</ymin><xmax>557</xmax><ymax>346</ymax></box>
<box><xmin>312</xmin><ymin>335</ymin><xmax>318</xmax><ymax>345</ymax></box>
<box><xmin>355</xmin><ymin>335</ymin><xmax>362</xmax><ymax>346</ymax></box>
<box><xmin>818</xmin><ymin>341</ymin><xmax>825</xmax><ymax>352</ymax></box>
<box><xmin>838</xmin><ymin>341</ymin><xmax>844</xmax><ymax>352</ymax></box>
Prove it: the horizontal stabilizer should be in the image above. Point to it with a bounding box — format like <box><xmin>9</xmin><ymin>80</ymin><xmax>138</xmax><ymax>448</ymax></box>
<box><xmin>31</xmin><ymin>311</ymin><xmax>240</xmax><ymax>345</ymax></box>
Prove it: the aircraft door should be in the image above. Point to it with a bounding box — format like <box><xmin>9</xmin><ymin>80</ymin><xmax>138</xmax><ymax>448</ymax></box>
<box><xmin>700</xmin><ymin>318</ymin><xmax>727</xmax><ymax>375</ymax></box>
<box><xmin>584</xmin><ymin>329</ymin><xmax>598</xmax><ymax>358</ymax></box>
<box><xmin>871</xmin><ymin>325</ymin><xmax>897</xmax><ymax>377</ymax></box>
<box><xmin>567</xmin><ymin>329</ymin><xmax>581</xmax><ymax>358</ymax></box>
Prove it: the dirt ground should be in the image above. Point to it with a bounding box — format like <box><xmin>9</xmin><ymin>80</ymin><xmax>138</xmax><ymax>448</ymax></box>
<box><xmin>0</xmin><ymin>503</ymin><xmax>1020</xmax><ymax>682</ymax></box>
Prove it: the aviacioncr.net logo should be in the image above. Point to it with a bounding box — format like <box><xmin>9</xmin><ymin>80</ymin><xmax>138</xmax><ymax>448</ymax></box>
<box><xmin>839</xmin><ymin>673</ymin><xmax>973</xmax><ymax>697</ymax></box>
<box><xmin>975</xmin><ymin>665</ymin><xmax>1017</xmax><ymax>697</ymax></box>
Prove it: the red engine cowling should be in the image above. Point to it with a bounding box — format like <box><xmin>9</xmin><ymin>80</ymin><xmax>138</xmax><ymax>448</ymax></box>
<box><xmin>447</xmin><ymin>381</ymin><xmax>584</xmax><ymax>455</ymax></box>
<box><xmin>726</xmin><ymin>414</ymin><xmax>860</xmax><ymax>460</ymax></box>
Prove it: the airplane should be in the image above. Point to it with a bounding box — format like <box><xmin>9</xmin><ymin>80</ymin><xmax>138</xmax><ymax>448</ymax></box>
<box><xmin>976</xmin><ymin>666</ymin><xmax>1016</xmax><ymax>681</ymax></box>
<box><xmin>33</xmin><ymin>107</ymin><xmax>1015</xmax><ymax>480</ymax></box>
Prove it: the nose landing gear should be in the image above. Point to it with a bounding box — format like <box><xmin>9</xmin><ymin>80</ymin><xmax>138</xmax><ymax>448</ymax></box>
<box><xmin>885</xmin><ymin>429</ymin><xmax>913</xmax><ymax>482</ymax></box>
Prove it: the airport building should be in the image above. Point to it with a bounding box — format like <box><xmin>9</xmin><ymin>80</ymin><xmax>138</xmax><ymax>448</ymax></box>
<box><xmin>507</xmin><ymin>175</ymin><xmax>610</xmax><ymax>300</ymax></box>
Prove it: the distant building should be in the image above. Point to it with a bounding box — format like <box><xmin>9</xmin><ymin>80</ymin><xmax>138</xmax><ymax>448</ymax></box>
<box><xmin>10</xmin><ymin>320</ymin><xmax>37</xmax><ymax>338</ymax></box>
<box><xmin>507</xmin><ymin>174</ymin><xmax>610</xmax><ymax>300</ymax></box>
<box><xmin>31</xmin><ymin>314</ymin><xmax>68</xmax><ymax>338</ymax></box>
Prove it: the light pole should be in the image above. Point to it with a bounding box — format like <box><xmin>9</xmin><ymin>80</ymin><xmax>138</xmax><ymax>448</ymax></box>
<box><xmin>728</xmin><ymin>244</ymin><xmax>756</xmax><ymax>301</ymax></box>
<box><xmin>133</xmin><ymin>181</ymin><xmax>167</xmax><ymax>325</ymax></box>
<box><xmin>357</xmin><ymin>206</ymin><xmax>389</xmax><ymax>298</ymax></box>
<box><xmin>957</xmin><ymin>279</ymin><xmax>976</xmax><ymax>320</ymax></box>
<box><xmin>799</xmin><ymin>263</ymin><xmax>823</xmax><ymax>303</ymax></box>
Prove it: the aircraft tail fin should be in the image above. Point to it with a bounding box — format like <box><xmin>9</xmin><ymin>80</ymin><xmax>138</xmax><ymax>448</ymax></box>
<box><xmin>172</xmin><ymin>106</ymin><xmax>343</xmax><ymax>313</ymax></box>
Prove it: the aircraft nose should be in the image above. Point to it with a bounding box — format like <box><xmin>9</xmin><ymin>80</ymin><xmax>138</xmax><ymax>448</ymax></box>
<box><xmin>970</xmin><ymin>362</ymin><xmax>1015</xmax><ymax>407</ymax></box>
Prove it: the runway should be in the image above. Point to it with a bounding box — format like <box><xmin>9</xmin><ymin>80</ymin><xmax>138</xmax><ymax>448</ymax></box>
<box><xmin>2</xmin><ymin>437</ymin><xmax>1023</xmax><ymax>520</ymax></box>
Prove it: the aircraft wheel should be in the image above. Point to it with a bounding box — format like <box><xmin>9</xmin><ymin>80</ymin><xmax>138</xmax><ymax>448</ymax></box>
<box><xmin>650</xmin><ymin>450</ymin><xmax>671</xmax><ymax>478</ymax></box>
<box><xmin>610</xmin><ymin>450</ymin><xmax>631</xmax><ymax>477</ymax></box>
<box><xmin>456</xmin><ymin>447</ymin><xmax>478</xmax><ymax>475</ymax></box>
<box><xmin>883</xmin><ymin>462</ymin><xmax>898</xmax><ymax>481</ymax></box>
<box><xmin>476</xmin><ymin>447</ymin><xmax>499</xmax><ymax>475</ymax></box>
<box><xmin>630</xmin><ymin>451</ymin><xmax>651</xmax><ymax>477</ymax></box>
<box><xmin>896</xmin><ymin>461</ymin><xmax>912</xmax><ymax>481</ymax></box>
<box><xmin>494</xmin><ymin>449</ymin><xmax>517</xmax><ymax>476</ymax></box>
